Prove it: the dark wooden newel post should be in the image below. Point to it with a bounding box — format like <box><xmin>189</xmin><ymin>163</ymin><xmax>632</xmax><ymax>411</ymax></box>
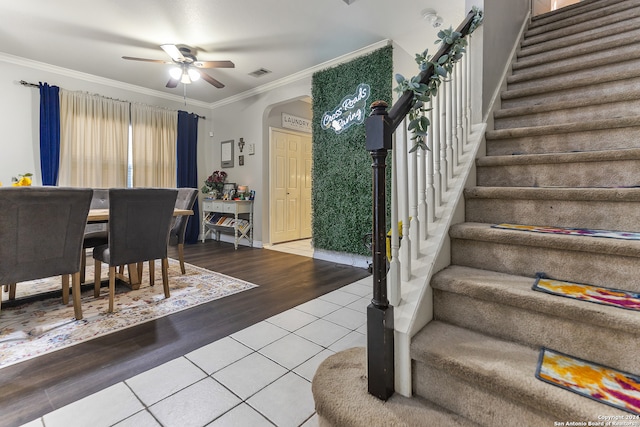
<box><xmin>365</xmin><ymin>100</ymin><xmax>394</xmax><ymax>400</ymax></box>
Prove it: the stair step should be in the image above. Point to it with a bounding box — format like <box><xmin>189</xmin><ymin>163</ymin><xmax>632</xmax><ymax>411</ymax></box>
<box><xmin>486</xmin><ymin>121</ymin><xmax>640</xmax><ymax>156</ymax></box>
<box><xmin>515</xmin><ymin>26</ymin><xmax>640</xmax><ymax>73</ymax></box>
<box><xmin>510</xmin><ymin>43</ymin><xmax>640</xmax><ymax>87</ymax></box>
<box><xmin>411</xmin><ymin>321</ymin><xmax>629</xmax><ymax>424</ymax></box>
<box><xmin>494</xmin><ymin>88</ymin><xmax>640</xmax><ymax>130</ymax></box>
<box><xmin>523</xmin><ymin>2</ymin><xmax>640</xmax><ymax>47</ymax></box>
<box><xmin>529</xmin><ymin>0</ymin><xmax>629</xmax><ymax>29</ymax></box>
<box><xmin>476</xmin><ymin>148</ymin><xmax>640</xmax><ymax>188</ymax></box>
<box><xmin>521</xmin><ymin>13</ymin><xmax>640</xmax><ymax>60</ymax></box>
<box><xmin>507</xmin><ymin>57</ymin><xmax>640</xmax><ymax>93</ymax></box>
<box><xmin>432</xmin><ymin>265</ymin><xmax>640</xmax><ymax>374</ymax></box>
<box><xmin>312</xmin><ymin>347</ymin><xmax>481</xmax><ymax>427</ymax></box>
<box><xmin>501</xmin><ymin>73</ymin><xmax>640</xmax><ymax>110</ymax></box>
<box><xmin>464</xmin><ymin>186</ymin><xmax>640</xmax><ymax>231</ymax></box>
<box><xmin>449</xmin><ymin>222</ymin><xmax>640</xmax><ymax>292</ymax></box>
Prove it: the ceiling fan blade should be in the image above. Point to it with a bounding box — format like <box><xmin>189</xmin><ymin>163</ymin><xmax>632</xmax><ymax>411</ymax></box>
<box><xmin>161</xmin><ymin>44</ymin><xmax>186</xmax><ymax>62</ymax></box>
<box><xmin>194</xmin><ymin>60</ymin><xmax>235</xmax><ymax>69</ymax></box>
<box><xmin>197</xmin><ymin>69</ymin><xmax>225</xmax><ymax>88</ymax></box>
<box><xmin>122</xmin><ymin>56</ymin><xmax>171</xmax><ymax>64</ymax></box>
<box><xmin>166</xmin><ymin>78</ymin><xmax>179</xmax><ymax>88</ymax></box>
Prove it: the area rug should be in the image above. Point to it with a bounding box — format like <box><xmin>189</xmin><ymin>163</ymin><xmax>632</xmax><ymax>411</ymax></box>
<box><xmin>533</xmin><ymin>274</ymin><xmax>640</xmax><ymax>311</ymax></box>
<box><xmin>536</xmin><ymin>347</ymin><xmax>640</xmax><ymax>415</ymax></box>
<box><xmin>492</xmin><ymin>223</ymin><xmax>640</xmax><ymax>240</ymax></box>
<box><xmin>0</xmin><ymin>259</ymin><xmax>258</xmax><ymax>369</ymax></box>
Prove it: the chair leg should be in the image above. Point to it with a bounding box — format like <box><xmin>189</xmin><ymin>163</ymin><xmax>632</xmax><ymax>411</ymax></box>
<box><xmin>137</xmin><ymin>262</ymin><xmax>143</xmax><ymax>284</ymax></box>
<box><xmin>9</xmin><ymin>284</ymin><xmax>16</xmax><ymax>300</ymax></box>
<box><xmin>108</xmin><ymin>266</ymin><xmax>116</xmax><ymax>313</ymax></box>
<box><xmin>94</xmin><ymin>259</ymin><xmax>102</xmax><ymax>298</ymax></box>
<box><xmin>72</xmin><ymin>272</ymin><xmax>83</xmax><ymax>320</ymax></box>
<box><xmin>178</xmin><ymin>243</ymin><xmax>186</xmax><ymax>274</ymax></box>
<box><xmin>149</xmin><ymin>260</ymin><xmax>155</xmax><ymax>286</ymax></box>
<box><xmin>80</xmin><ymin>250</ymin><xmax>87</xmax><ymax>283</ymax></box>
<box><xmin>162</xmin><ymin>258</ymin><xmax>170</xmax><ymax>298</ymax></box>
<box><xmin>62</xmin><ymin>274</ymin><xmax>70</xmax><ymax>304</ymax></box>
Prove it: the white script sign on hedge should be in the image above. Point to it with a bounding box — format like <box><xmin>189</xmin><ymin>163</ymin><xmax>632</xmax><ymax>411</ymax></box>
<box><xmin>321</xmin><ymin>83</ymin><xmax>371</xmax><ymax>134</ymax></box>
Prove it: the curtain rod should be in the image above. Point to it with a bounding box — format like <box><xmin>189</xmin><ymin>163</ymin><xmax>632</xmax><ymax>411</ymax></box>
<box><xmin>19</xmin><ymin>80</ymin><xmax>38</xmax><ymax>88</ymax></box>
<box><xmin>19</xmin><ymin>80</ymin><xmax>206</xmax><ymax>120</ymax></box>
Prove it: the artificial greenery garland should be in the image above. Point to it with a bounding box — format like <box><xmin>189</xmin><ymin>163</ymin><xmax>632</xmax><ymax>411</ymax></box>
<box><xmin>394</xmin><ymin>7</ymin><xmax>484</xmax><ymax>152</ymax></box>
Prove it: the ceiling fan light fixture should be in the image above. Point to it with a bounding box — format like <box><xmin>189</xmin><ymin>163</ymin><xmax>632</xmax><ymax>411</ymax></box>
<box><xmin>180</xmin><ymin>72</ymin><xmax>192</xmax><ymax>84</ymax></box>
<box><xmin>188</xmin><ymin>68</ymin><xmax>200</xmax><ymax>82</ymax></box>
<box><xmin>169</xmin><ymin>66</ymin><xmax>182</xmax><ymax>80</ymax></box>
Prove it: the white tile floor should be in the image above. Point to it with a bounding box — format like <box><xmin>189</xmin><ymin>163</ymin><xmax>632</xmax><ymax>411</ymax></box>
<box><xmin>22</xmin><ymin>275</ymin><xmax>372</xmax><ymax>427</ymax></box>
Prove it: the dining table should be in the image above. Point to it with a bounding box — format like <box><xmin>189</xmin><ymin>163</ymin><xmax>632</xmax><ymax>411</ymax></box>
<box><xmin>88</xmin><ymin>208</ymin><xmax>194</xmax><ymax>289</ymax></box>
<box><xmin>88</xmin><ymin>208</ymin><xmax>193</xmax><ymax>222</ymax></box>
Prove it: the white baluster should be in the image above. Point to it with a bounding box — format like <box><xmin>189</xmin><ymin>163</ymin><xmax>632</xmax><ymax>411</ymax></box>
<box><xmin>460</xmin><ymin>54</ymin><xmax>468</xmax><ymax>148</ymax></box>
<box><xmin>439</xmin><ymin>85</ymin><xmax>449</xmax><ymax>193</ymax></box>
<box><xmin>465</xmin><ymin>44</ymin><xmax>472</xmax><ymax>143</ymax></box>
<box><xmin>450</xmin><ymin>67</ymin><xmax>459</xmax><ymax>169</ymax></box>
<box><xmin>455</xmin><ymin>65</ymin><xmax>464</xmax><ymax>160</ymax></box>
<box><xmin>418</xmin><ymin>127</ymin><xmax>428</xmax><ymax>239</ymax></box>
<box><xmin>399</xmin><ymin>120</ymin><xmax>411</xmax><ymax>281</ymax></box>
<box><xmin>410</xmin><ymin>128</ymin><xmax>420</xmax><ymax>258</ymax></box>
<box><xmin>426</xmin><ymin>100</ymin><xmax>436</xmax><ymax>222</ymax></box>
<box><xmin>445</xmin><ymin>79</ymin><xmax>454</xmax><ymax>182</ymax></box>
<box><xmin>432</xmin><ymin>93</ymin><xmax>442</xmax><ymax>208</ymax></box>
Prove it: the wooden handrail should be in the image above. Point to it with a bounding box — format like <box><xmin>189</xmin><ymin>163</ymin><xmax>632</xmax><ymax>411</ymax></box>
<box><xmin>387</xmin><ymin>9</ymin><xmax>478</xmax><ymax>131</ymax></box>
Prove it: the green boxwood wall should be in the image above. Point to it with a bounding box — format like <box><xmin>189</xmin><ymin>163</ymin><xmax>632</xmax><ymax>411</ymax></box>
<box><xmin>311</xmin><ymin>45</ymin><xmax>393</xmax><ymax>256</ymax></box>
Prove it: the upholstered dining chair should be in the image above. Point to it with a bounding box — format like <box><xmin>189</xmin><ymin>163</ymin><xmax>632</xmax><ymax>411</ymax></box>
<box><xmin>0</xmin><ymin>187</ymin><xmax>93</xmax><ymax>320</ymax></box>
<box><xmin>169</xmin><ymin>188</ymin><xmax>198</xmax><ymax>274</ymax></box>
<box><xmin>81</xmin><ymin>188</ymin><xmax>109</xmax><ymax>287</ymax></box>
<box><xmin>93</xmin><ymin>188</ymin><xmax>178</xmax><ymax>313</ymax></box>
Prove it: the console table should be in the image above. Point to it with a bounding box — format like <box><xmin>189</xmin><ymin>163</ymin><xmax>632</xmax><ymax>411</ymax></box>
<box><xmin>201</xmin><ymin>199</ymin><xmax>253</xmax><ymax>249</ymax></box>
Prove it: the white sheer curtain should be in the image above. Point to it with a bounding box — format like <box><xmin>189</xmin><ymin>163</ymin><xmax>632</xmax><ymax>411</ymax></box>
<box><xmin>58</xmin><ymin>90</ymin><xmax>129</xmax><ymax>187</ymax></box>
<box><xmin>131</xmin><ymin>104</ymin><xmax>178</xmax><ymax>188</ymax></box>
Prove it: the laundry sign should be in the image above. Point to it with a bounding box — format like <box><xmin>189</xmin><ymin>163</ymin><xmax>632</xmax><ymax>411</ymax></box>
<box><xmin>321</xmin><ymin>83</ymin><xmax>371</xmax><ymax>134</ymax></box>
<box><xmin>282</xmin><ymin>113</ymin><xmax>312</xmax><ymax>133</ymax></box>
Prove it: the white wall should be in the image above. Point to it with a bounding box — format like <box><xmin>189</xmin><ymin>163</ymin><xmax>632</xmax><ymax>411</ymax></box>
<box><xmin>0</xmin><ymin>55</ymin><xmax>210</xmax><ymax>214</ymax></box>
<box><xmin>479</xmin><ymin>0</ymin><xmax>530</xmax><ymax>117</ymax></box>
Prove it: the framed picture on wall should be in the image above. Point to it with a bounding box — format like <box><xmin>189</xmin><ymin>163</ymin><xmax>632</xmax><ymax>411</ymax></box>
<box><xmin>221</xmin><ymin>140</ymin><xmax>234</xmax><ymax>168</ymax></box>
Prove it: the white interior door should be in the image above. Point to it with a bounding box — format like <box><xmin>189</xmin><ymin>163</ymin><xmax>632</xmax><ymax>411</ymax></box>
<box><xmin>270</xmin><ymin>128</ymin><xmax>312</xmax><ymax>244</ymax></box>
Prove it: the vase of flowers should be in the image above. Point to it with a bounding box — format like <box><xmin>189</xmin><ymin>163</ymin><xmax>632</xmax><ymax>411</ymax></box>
<box><xmin>201</xmin><ymin>170</ymin><xmax>227</xmax><ymax>198</ymax></box>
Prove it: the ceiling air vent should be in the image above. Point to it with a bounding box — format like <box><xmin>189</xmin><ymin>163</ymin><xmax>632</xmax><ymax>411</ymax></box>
<box><xmin>248</xmin><ymin>68</ymin><xmax>272</xmax><ymax>78</ymax></box>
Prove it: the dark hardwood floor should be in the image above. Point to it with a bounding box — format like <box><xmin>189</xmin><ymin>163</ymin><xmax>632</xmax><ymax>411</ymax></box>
<box><xmin>0</xmin><ymin>240</ymin><xmax>370</xmax><ymax>427</ymax></box>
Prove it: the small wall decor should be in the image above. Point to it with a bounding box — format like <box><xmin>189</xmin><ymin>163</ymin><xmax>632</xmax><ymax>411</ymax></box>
<box><xmin>239</xmin><ymin>155</ymin><xmax>245</xmax><ymax>166</ymax></box>
<box><xmin>221</xmin><ymin>140</ymin><xmax>234</xmax><ymax>168</ymax></box>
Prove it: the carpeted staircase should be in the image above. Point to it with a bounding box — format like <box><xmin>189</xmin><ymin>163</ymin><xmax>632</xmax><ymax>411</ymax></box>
<box><xmin>414</xmin><ymin>0</ymin><xmax>640</xmax><ymax>424</ymax></box>
<box><xmin>314</xmin><ymin>0</ymin><xmax>640</xmax><ymax>425</ymax></box>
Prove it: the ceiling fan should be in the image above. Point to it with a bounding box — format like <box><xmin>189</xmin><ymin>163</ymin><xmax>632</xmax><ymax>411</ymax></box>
<box><xmin>122</xmin><ymin>44</ymin><xmax>234</xmax><ymax>89</ymax></box>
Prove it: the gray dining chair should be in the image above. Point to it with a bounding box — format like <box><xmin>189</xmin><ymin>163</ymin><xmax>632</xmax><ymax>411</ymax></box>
<box><xmin>93</xmin><ymin>188</ymin><xmax>178</xmax><ymax>313</ymax></box>
<box><xmin>0</xmin><ymin>187</ymin><xmax>93</xmax><ymax>320</ymax></box>
<box><xmin>169</xmin><ymin>188</ymin><xmax>198</xmax><ymax>274</ymax></box>
<box><xmin>81</xmin><ymin>188</ymin><xmax>109</xmax><ymax>287</ymax></box>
